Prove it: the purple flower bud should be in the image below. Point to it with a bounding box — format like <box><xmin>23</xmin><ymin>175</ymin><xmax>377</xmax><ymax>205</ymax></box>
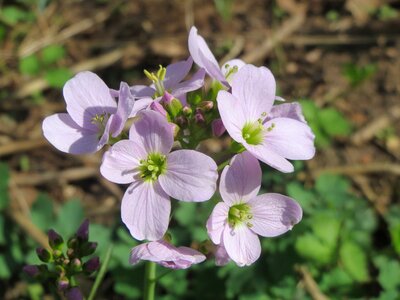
<box><xmin>23</xmin><ymin>265</ymin><xmax>39</xmax><ymax>277</ymax></box>
<box><xmin>161</xmin><ymin>92</ymin><xmax>183</xmax><ymax>118</ymax></box>
<box><xmin>83</xmin><ymin>257</ymin><xmax>100</xmax><ymax>273</ymax></box>
<box><xmin>150</xmin><ymin>101</ymin><xmax>167</xmax><ymax>117</ymax></box>
<box><xmin>211</xmin><ymin>119</ymin><xmax>226</xmax><ymax>137</ymax></box>
<box><xmin>71</xmin><ymin>258</ymin><xmax>82</xmax><ymax>272</ymax></box>
<box><xmin>66</xmin><ymin>287</ymin><xmax>84</xmax><ymax>300</ymax></box>
<box><xmin>160</xmin><ymin>91</ymin><xmax>174</xmax><ymax>105</ymax></box>
<box><xmin>48</xmin><ymin>229</ymin><xmax>63</xmax><ymax>250</ymax></box>
<box><xmin>58</xmin><ymin>277</ymin><xmax>69</xmax><ymax>291</ymax></box>
<box><xmin>175</xmin><ymin>116</ymin><xmax>188</xmax><ymax>127</ymax></box>
<box><xmin>36</xmin><ymin>247</ymin><xmax>52</xmax><ymax>263</ymax></box>
<box><xmin>67</xmin><ymin>238</ymin><xmax>78</xmax><ymax>249</ymax></box>
<box><xmin>76</xmin><ymin>219</ymin><xmax>89</xmax><ymax>241</ymax></box>
<box><xmin>194</xmin><ymin>109</ymin><xmax>205</xmax><ymax>124</ymax></box>
<box><xmin>81</xmin><ymin>242</ymin><xmax>97</xmax><ymax>256</ymax></box>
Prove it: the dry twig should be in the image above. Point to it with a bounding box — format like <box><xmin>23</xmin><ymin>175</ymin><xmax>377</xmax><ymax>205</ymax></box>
<box><xmin>296</xmin><ymin>265</ymin><xmax>330</xmax><ymax>300</ymax></box>
<box><xmin>313</xmin><ymin>163</ymin><xmax>400</xmax><ymax>177</ymax></box>
<box><xmin>0</xmin><ymin>139</ymin><xmax>47</xmax><ymax>157</ymax></box>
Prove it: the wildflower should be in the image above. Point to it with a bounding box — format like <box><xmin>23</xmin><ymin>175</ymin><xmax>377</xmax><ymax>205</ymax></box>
<box><xmin>207</xmin><ymin>152</ymin><xmax>302</xmax><ymax>266</ymax></box>
<box><xmin>100</xmin><ymin>110</ymin><xmax>218</xmax><ymax>240</ymax></box>
<box><xmin>188</xmin><ymin>26</ymin><xmax>245</xmax><ymax>86</ymax></box>
<box><xmin>217</xmin><ymin>64</ymin><xmax>315</xmax><ymax>173</ymax></box>
<box><xmin>42</xmin><ymin>72</ymin><xmax>134</xmax><ymax>154</ymax></box>
<box><xmin>130</xmin><ymin>240</ymin><xmax>205</xmax><ymax>269</ymax></box>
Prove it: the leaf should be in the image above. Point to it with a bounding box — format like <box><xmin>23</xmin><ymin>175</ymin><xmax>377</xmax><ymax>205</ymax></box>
<box><xmin>315</xmin><ymin>174</ymin><xmax>350</xmax><ymax>205</ymax></box>
<box><xmin>286</xmin><ymin>182</ymin><xmax>316</xmax><ymax>213</ymax></box>
<box><xmin>41</xmin><ymin>45</ymin><xmax>66</xmax><ymax>65</ymax></box>
<box><xmin>44</xmin><ymin>68</ymin><xmax>72</xmax><ymax>88</ymax></box>
<box><xmin>175</xmin><ymin>202</ymin><xmax>197</xmax><ymax>227</ymax></box>
<box><xmin>295</xmin><ymin>234</ymin><xmax>334</xmax><ymax>265</ymax></box>
<box><xmin>0</xmin><ymin>254</ymin><xmax>11</xmax><ymax>279</ymax></box>
<box><xmin>310</xmin><ymin>213</ymin><xmax>341</xmax><ymax>247</ymax></box>
<box><xmin>318</xmin><ymin>108</ymin><xmax>352</xmax><ymax>137</ymax></box>
<box><xmin>111</xmin><ymin>242</ymin><xmax>132</xmax><ymax>268</ymax></box>
<box><xmin>0</xmin><ymin>162</ymin><xmax>10</xmax><ymax>210</ymax></box>
<box><xmin>390</xmin><ymin>224</ymin><xmax>400</xmax><ymax>255</ymax></box>
<box><xmin>339</xmin><ymin>241</ymin><xmax>369</xmax><ymax>282</ymax></box>
<box><xmin>1</xmin><ymin>6</ymin><xmax>31</xmax><ymax>25</ymax></box>
<box><xmin>0</xmin><ymin>215</ymin><xmax>4</xmax><ymax>245</ymax></box>
<box><xmin>89</xmin><ymin>223</ymin><xmax>112</xmax><ymax>261</ymax></box>
<box><xmin>54</xmin><ymin>199</ymin><xmax>84</xmax><ymax>237</ymax></box>
<box><xmin>320</xmin><ymin>267</ymin><xmax>354</xmax><ymax>292</ymax></box>
<box><xmin>30</xmin><ymin>193</ymin><xmax>55</xmax><ymax>231</ymax></box>
<box><xmin>19</xmin><ymin>55</ymin><xmax>40</xmax><ymax>76</ymax></box>
<box><xmin>374</xmin><ymin>256</ymin><xmax>400</xmax><ymax>291</ymax></box>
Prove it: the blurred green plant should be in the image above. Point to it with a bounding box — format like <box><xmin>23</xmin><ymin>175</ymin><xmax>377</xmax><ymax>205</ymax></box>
<box><xmin>342</xmin><ymin>63</ymin><xmax>377</xmax><ymax>87</ymax></box>
<box><xmin>214</xmin><ymin>0</ymin><xmax>235</xmax><ymax>21</ymax></box>
<box><xmin>299</xmin><ymin>100</ymin><xmax>352</xmax><ymax>148</ymax></box>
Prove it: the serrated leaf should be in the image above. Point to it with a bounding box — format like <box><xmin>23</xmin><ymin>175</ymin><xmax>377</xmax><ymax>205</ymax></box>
<box><xmin>318</xmin><ymin>108</ymin><xmax>352</xmax><ymax>137</ymax></box>
<box><xmin>339</xmin><ymin>241</ymin><xmax>369</xmax><ymax>282</ymax></box>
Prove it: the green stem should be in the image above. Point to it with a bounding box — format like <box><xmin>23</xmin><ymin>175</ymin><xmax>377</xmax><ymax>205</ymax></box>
<box><xmin>87</xmin><ymin>244</ymin><xmax>114</xmax><ymax>300</ymax></box>
<box><xmin>217</xmin><ymin>159</ymin><xmax>230</xmax><ymax>171</ymax></box>
<box><xmin>143</xmin><ymin>261</ymin><xmax>157</xmax><ymax>300</ymax></box>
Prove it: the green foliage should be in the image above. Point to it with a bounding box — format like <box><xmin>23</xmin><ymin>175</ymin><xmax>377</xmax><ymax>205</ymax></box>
<box><xmin>0</xmin><ymin>162</ymin><xmax>10</xmax><ymax>210</ymax></box>
<box><xmin>214</xmin><ymin>0</ymin><xmax>235</xmax><ymax>21</ymax></box>
<box><xmin>0</xmin><ymin>6</ymin><xmax>34</xmax><ymax>25</ymax></box>
<box><xmin>41</xmin><ymin>45</ymin><xmax>66</xmax><ymax>65</ymax></box>
<box><xmin>342</xmin><ymin>63</ymin><xmax>377</xmax><ymax>87</ymax></box>
<box><xmin>19</xmin><ymin>55</ymin><xmax>41</xmax><ymax>76</ymax></box>
<box><xmin>300</xmin><ymin>100</ymin><xmax>352</xmax><ymax>148</ymax></box>
<box><xmin>44</xmin><ymin>68</ymin><xmax>72</xmax><ymax>88</ymax></box>
<box><xmin>339</xmin><ymin>242</ymin><xmax>369</xmax><ymax>282</ymax></box>
<box><xmin>377</xmin><ymin>5</ymin><xmax>398</xmax><ymax>21</ymax></box>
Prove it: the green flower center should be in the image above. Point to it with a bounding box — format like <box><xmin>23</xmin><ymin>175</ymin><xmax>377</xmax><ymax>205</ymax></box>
<box><xmin>228</xmin><ymin>203</ymin><xmax>253</xmax><ymax>228</ymax></box>
<box><xmin>144</xmin><ymin>65</ymin><xmax>167</xmax><ymax>98</ymax></box>
<box><xmin>242</xmin><ymin>121</ymin><xmax>264</xmax><ymax>145</ymax></box>
<box><xmin>139</xmin><ymin>153</ymin><xmax>167</xmax><ymax>182</ymax></box>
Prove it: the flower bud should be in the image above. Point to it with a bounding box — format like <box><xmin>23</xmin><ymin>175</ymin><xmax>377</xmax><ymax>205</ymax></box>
<box><xmin>212</xmin><ymin>119</ymin><xmax>226</xmax><ymax>137</ymax></box>
<box><xmin>83</xmin><ymin>257</ymin><xmax>100</xmax><ymax>273</ymax></box>
<box><xmin>57</xmin><ymin>277</ymin><xmax>69</xmax><ymax>291</ymax></box>
<box><xmin>67</xmin><ymin>248</ymin><xmax>75</xmax><ymax>259</ymax></box>
<box><xmin>194</xmin><ymin>109</ymin><xmax>205</xmax><ymax>124</ymax></box>
<box><xmin>175</xmin><ymin>116</ymin><xmax>187</xmax><ymax>127</ymax></box>
<box><xmin>66</xmin><ymin>287</ymin><xmax>84</xmax><ymax>300</ymax></box>
<box><xmin>67</xmin><ymin>237</ymin><xmax>78</xmax><ymax>249</ymax></box>
<box><xmin>76</xmin><ymin>219</ymin><xmax>89</xmax><ymax>241</ymax></box>
<box><xmin>161</xmin><ymin>92</ymin><xmax>182</xmax><ymax>118</ymax></box>
<box><xmin>71</xmin><ymin>258</ymin><xmax>82</xmax><ymax>272</ymax></box>
<box><xmin>182</xmin><ymin>106</ymin><xmax>193</xmax><ymax>116</ymax></box>
<box><xmin>36</xmin><ymin>247</ymin><xmax>52</xmax><ymax>263</ymax></box>
<box><xmin>48</xmin><ymin>229</ymin><xmax>64</xmax><ymax>250</ymax></box>
<box><xmin>197</xmin><ymin>101</ymin><xmax>213</xmax><ymax>111</ymax></box>
<box><xmin>150</xmin><ymin>101</ymin><xmax>167</xmax><ymax>117</ymax></box>
<box><xmin>80</xmin><ymin>242</ymin><xmax>97</xmax><ymax>257</ymax></box>
<box><xmin>23</xmin><ymin>265</ymin><xmax>40</xmax><ymax>277</ymax></box>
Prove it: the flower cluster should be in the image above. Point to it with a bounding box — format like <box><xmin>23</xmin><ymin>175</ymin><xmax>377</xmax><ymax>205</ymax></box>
<box><xmin>42</xmin><ymin>26</ymin><xmax>315</xmax><ymax>268</ymax></box>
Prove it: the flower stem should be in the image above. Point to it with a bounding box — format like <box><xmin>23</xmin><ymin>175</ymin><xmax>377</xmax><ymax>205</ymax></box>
<box><xmin>217</xmin><ymin>159</ymin><xmax>230</xmax><ymax>171</ymax></box>
<box><xmin>87</xmin><ymin>244</ymin><xmax>113</xmax><ymax>300</ymax></box>
<box><xmin>143</xmin><ymin>261</ymin><xmax>157</xmax><ymax>300</ymax></box>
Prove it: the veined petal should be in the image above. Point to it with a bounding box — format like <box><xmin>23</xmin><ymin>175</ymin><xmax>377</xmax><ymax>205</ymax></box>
<box><xmin>247</xmin><ymin>193</ymin><xmax>302</xmax><ymax>237</ymax></box>
<box><xmin>207</xmin><ymin>202</ymin><xmax>230</xmax><ymax>244</ymax></box>
<box><xmin>129</xmin><ymin>97</ymin><xmax>154</xmax><ymax>118</ymax></box>
<box><xmin>267</xmin><ymin>103</ymin><xmax>306</xmax><ymax>123</ymax></box>
<box><xmin>63</xmin><ymin>71</ymin><xmax>117</xmax><ymax>130</ymax></box>
<box><xmin>110</xmin><ymin>81</ymin><xmax>135</xmax><ymax>137</ymax></box>
<box><xmin>215</xmin><ymin>244</ymin><xmax>231</xmax><ymax>266</ymax></box>
<box><xmin>223</xmin><ymin>224</ymin><xmax>261</xmax><ymax>267</ymax></box>
<box><xmin>231</xmin><ymin>65</ymin><xmax>276</xmax><ymax>120</ymax></box>
<box><xmin>164</xmin><ymin>57</ymin><xmax>193</xmax><ymax>89</ymax></box>
<box><xmin>159</xmin><ymin>150</ymin><xmax>218</xmax><ymax>202</ymax></box>
<box><xmin>129</xmin><ymin>110</ymin><xmax>173</xmax><ymax>155</ymax></box>
<box><xmin>172</xmin><ymin>68</ymin><xmax>206</xmax><ymax>98</ymax></box>
<box><xmin>217</xmin><ymin>90</ymin><xmax>247</xmax><ymax>143</ymax></box>
<box><xmin>245</xmin><ymin>144</ymin><xmax>294</xmax><ymax>173</ymax></box>
<box><xmin>42</xmin><ymin>113</ymin><xmax>99</xmax><ymax>154</ymax></box>
<box><xmin>100</xmin><ymin>140</ymin><xmax>147</xmax><ymax>184</ymax></box>
<box><xmin>220</xmin><ymin>152</ymin><xmax>261</xmax><ymax>205</ymax></box>
<box><xmin>130</xmin><ymin>85</ymin><xmax>155</xmax><ymax>99</ymax></box>
<box><xmin>121</xmin><ymin>181</ymin><xmax>171</xmax><ymax>241</ymax></box>
<box><xmin>263</xmin><ymin>117</ymin><xmax>315</xmax><ymax>160</ymax></box>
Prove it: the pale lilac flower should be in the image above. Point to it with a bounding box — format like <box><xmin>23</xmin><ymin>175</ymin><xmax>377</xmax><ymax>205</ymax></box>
<box><xmin>211</xmin><ymin>119</ymin><xmax>226</xmax><ymax>137</ymax></box>
<box><xmin>130</xmin><ymin>240</ymin><xmax>206</xmax><ymax>269</ymax></box>
<box><xmin>214</xmin><ymin>244</ymin><xmax>230</xmax><ymax>266</ymax></box>
<box><xmin>42</xmin><ymin>72</ymin><xmax>134</xmax><ymax>154</ymax></box>
<box><xmin>188</xmin><ymin>26</ymin><xmax>245</xmax><ymax>86</ymax></box>
<box><xmin>207</xmin><ymin>152</ymin><xmax>302</xmax><ymax>266</ymax></box>
<box><xmin>217</xmin><ymin>64</ymin><xmax>315</xmax><ymax>173</ymax></box>
<box><xmin>100</xmin><ymin>110</ymin><xmax>218</xmax><ymax>241</ymax></box>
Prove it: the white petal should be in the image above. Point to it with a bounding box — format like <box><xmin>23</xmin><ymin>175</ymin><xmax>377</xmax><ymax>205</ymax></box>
<box><xmin>206</xmin><ymin>202</ymin><xmax>229</xmax><ymax>244</ymax></box>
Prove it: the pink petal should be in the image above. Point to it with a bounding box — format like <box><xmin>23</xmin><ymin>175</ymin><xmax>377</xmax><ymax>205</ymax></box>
<box><xmin>129</xmin><ymin>97</ymin><xmax>154</xmax><ymax>117</ymax></box>
<box><xmin>206</xmin><ymin>202</ymin><xmax>230</xmax><ymax>244</ymax></box>
<box><xmin>129</xmin><ymin>110</ymin><xmax>173</xmax><ymax>155</ymax></box>
<box><xmin>172</xmin><ymin>68</ymin><xmax>206</xmax><ymax>98</ymax></box>
<box><xmin>42</xmin><ymin>113</ymin><xmax>99</xmax><ymax>154</ymax></box>
<box><xmin>215</xmin><ymin>244</ymin><xmax>231</xmax><ymax>266</ymax></box>
<box><xmin>231</xmin><ymin>65</ymin><xmax>276</xmax><ymax>120</ymax></box>
<box><xmin>121</xmin><ymin>181</ymin><xmax>171</xmax><ymax>241</ymax></box>
<box><xmin>245</xmin><ymin>144</ymin><xmax>294</xmax><ymax>173</ymax></box>
<box><xmin>219</xmin><ymin>152</ymin><xmax>261</xmax><ymax>205</ymax></box>
<box><xmin>159</xmin><ymin>150</ymin><xmax>218</xmax><ymax>202</ymax></box>
<box><xmin>100</xmin><ymin>140</ymin><xmax>147</xmax><ymax>184</ymax></box>
<box><xmin>263</xmin><ymin>118</ymin><xmax>315</xmax><ymax>160</ymax></box>
<box><xmin>247</xmin><ymin>193</ymin><xmax>303</xmax><ymax>237</ymax></box>
<box><xmin>63</xmin><ymin>71</ymin><xmax>117</xmax><ymax>130</ymax></box>
<box><xmin>130</xmin><ymin>85</ymin><xmax>155</xmax><ymax>98</ymax></box>
<box><xmin>217</xmin><ymin>90</ymin><xmax>247</xmax><ymax>143</ymax></box>
<box><xmin>110</xmin><ymin>81</ymin><xmax>135</xmax><ymax>137</ymax></box>
<box><xmin>223</xmin><ymin>224</ymin><xmax>261</xmax><ymax>267</ymax></box>
<box><xmin>164</xmin><ymin>57</ymin><xmax>193</xmax><ymax>89</ymax></box>
<box><xmin>268</xmin><ymin>103</ymin><xmax>306</xmax><ymax>123</ymax></box>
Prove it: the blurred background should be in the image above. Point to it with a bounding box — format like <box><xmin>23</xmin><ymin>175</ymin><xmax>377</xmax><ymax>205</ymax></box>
<box><xmin>0</xmin><ymin>0</ymin><xmax>400</xmax><ymax>299</ymax></box>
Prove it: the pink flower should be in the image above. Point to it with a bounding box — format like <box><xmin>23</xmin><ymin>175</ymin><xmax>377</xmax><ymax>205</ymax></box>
<box><xmin>207</xmin><ymin>152</ymin><xmax>302</xmax><ymax>266</ymax></box>
<box><xmin>217</xmin><ymin>64</ymin><xmax>315</xmax><ymax>173</ymax></box>
<box><xmin>130</xmin><ymin>240</ymin><xmax>206</xmax><ymax>269</ymax></box>
<box><xmin>42</xmin><ymin>71</ymin><xmax>134</xmax><ymax>154</ymax></box>
<box><xmin>100</xmin><ymin>110</ymin><xmax>218</xmax><ymax>241</ymax></box>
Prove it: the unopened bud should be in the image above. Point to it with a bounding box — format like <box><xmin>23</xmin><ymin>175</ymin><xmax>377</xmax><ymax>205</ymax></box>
<box><xmin>80</xmin><ymin>242</ymin><xmax>97</xmax><ymax>257</ymax></box>
<box><xmin>212</xmin><ymin>119</ymin><xmax>226</xmax><ymax>137</ymax></box>
<box><xmin>66</xmin><ymin>287</ymin><xmax>84</xmax><ymax>300</ymax></box>
<box><xmin>36</xmin><ymin>247</ymin><xmax>52</xmax><ymax>263</ymax></box>
<box><xmin>71</xmin><ymin>258</ymin><xmax>82</xmax><ymax>272</ymax></box>
<box><xmin>23</xmin><ymin>265</ymin><xmax>40</xmax><ymax>277</ymax></box>
<box><xmin>48</xmin><ymin>229</ymin><xmax>64</xmax><ymax>250</ymax></box>
<box><xmin>67</xmin><ymin>248</ymin><xmax>75</xmax><ymax>259</ymax></box>
<box><xmin>182</xmin><ymin>106</ymin><xmax>193</xmax><ymax>116</ymax></box>
<box><xmin>83</xmin><ymin>257</ymin><xmax>100</xmax><ymax>273</ymax></box>
<box><xmin>58</xmin><ymin>277</ymin><xmax>69</xmax><ymax>291</ymax></box>
<box><xmin>194</xmin><ymin>109</ymin><xmax>205</xmax><ymax>124</ymax></box>
<box><xmin>76</xmin><ymin>219</ymin><xmax>89</xmax><ymax>241</ymax></box>
<box><xmin>175</xmin><ymin>116</ymin><xmax>188</xmax><ymax>127</ymax></box>
<box><xmin>150</xmin><ymin>101</ymin><xmax>167</xmax><ymax>117</ymax></box>
<box><xmin>161</xmin><ymin>92</ymin><xmax>182</xmax><ymax>118</ymax></box>
<box><xmin>198</xmin><ymin>101</ymin><xmax>213</xmax><ymax>111</ymax></box>
<box><xmin>67</xmin><ymin>237</ymin><xmax>78</xmax><ymax>249</ymax></box>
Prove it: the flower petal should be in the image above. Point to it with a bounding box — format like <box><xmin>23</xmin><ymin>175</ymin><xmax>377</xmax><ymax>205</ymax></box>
<box><xmin>263</xmin><ymin>117</ymin><xmax>315</xmax><ymax>160</ymax></box>
<box><xmin>42</xmin><ymin>113</ymin><xmax>99</xmax><ymax>154</ymax></box>
<box><xmin>159</xmin><ymin>150</ymin><xmax>218</xmax><ymax>202</ymax></box>
<box><xmin>267</xmin><ymin>102</ymin><xmax>306</xmax><ymax>123</ymax></box>
<box><xmin>164</xmin><ymin>57</ymin><xmax>193</xmax><ymax>89</ymax></box>
<box><xmin>129</xmin><ymin>97</ymin><xmax>154</xmax><ymax>117</ymax></box>
<box><xmin>223</xmin><ymin>224</ymin><xmax>261</xmax><ymax>267</ymax></box>
<box><xmin>220</xmin><ymin>152</ymin><xmax>261</xmax><ymax>205</ymax></box>
<box><xmin>231</xmin><ymin>65</ymin><xmax>276</xmax><ymax>120</ymax></box>
<box><xmin>100</xmin><ymin>140</ymin><xmax>147</xmax><ymax>184</ymax></box>
<box><xmin>63</xmin><ymin>71</ymin><xmax>116</xmax><ymax>130</ymax></box>
<box><xmin>110</xmin><ymin>81</ymin><xmax>135</xmax><ymax>137</ymax></box>
<box><xmin>172</xmin><ymin>68</ymin><xmax>206</xmax><ymax>98</ymax></box>
<box><xmin>121</xmin><ymin>181</ymin><xmax>171</xmax><ymax>241</ymax></box>
<box><xmin>245</xmin><ymin>144</ymin><xmax>294</xmax><ymax>173</ymax></box>
<box><xmin>207</xmin><ymin>202</ymin><xmax>229</xmax><ymax>244</ymax></box>
<box><xmin>130</xmin><ymin>85</ymin><xmax>155</xmax><ymax>99</ymax></box>
<box><xmin>214</xmin><ymin>244</ymin><xmax>231</xmax><ymax>266</ymax></box>
<box><xmin>129</xmin><ymin>110</ymin><xmax>173</xmax><ymax>155</ymax></box>
<box><xmin>247</xmin><ymin>193</ymin><xmax>302</xmax><ymax>237</ymax></box>
<box><xmin>217</xmin><ymin>90</ymin><xmax>247</xmax><ymax>143</ymax></box>
<box><xmin>221</xmin><ymin>59</ymin><xmax>245</xmax><ymax>77</ymax></box>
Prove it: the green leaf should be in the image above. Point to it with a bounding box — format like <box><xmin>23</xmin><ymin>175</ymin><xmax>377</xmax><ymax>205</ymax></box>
<box><xmin>30</xmin><ymin>193</ymin><xmax>55</xmax><ymax>231</ymax></box>
<box><xmin>320</xmin><ymin>267</ymin><xmax>354</xmax><ymax>291</ymax></box>
<box><xmin>374</xmin><ymin>256</ymin><xmax>400</xmax><ymax>291</ymax></box>
<box><xmin>339</xmin><ymin>241</ymin><xmax>369</xmax><ymax>282</ymax></box>
<box><xmin>114</xmin><ymin>281</ymin><xmax>141</xmax><ymax>299</ymax></box>
<box><xmin>1</xmin><ymin>6</ymin><xmax>31</xmax><ymax>25</ymax></box>
<box><xmin>295</xmin><ymin>233</ymin><xmax>334</xmax><ymax>265</ymax></box>
<box><xmin>315</xmin><ymin>174</ymin><xmax>350</xmax><ymax>205</ymax></box>
<box><xmin>175</xmin><ymin>202</ymin><xmax>197</xmax><ymax>227</ymax></box>
<box><xmin>27</xmin><ymin>284</ymin><xmax>44</xmax><ymax>300</ymax></box>
<box><xmin>0</xmin><ymin>162</ymin><xmax>10</xmax><ymax>210</ymax></box>
<box><xmin>318</xmin><ymin>108</ymin><xmax>352</xmax><ymax>137</ymax></box>
<box><xmin>390</xmin><ymin>224</ymin><xmax>400</xmax><ymax>255</ymax></box>
<box><xmin>41</xmin><ymin>45</ymin><xmax>66</xmax><ymax>65</ymax></box>
<box><xmin>44</xmin><ymin>68</ymin><xmax>72</xmax><ymax>88</ymax></box>
<box><xmin>54</xmin><ymin>199</ymin><xmax>84</xmax><ymax>237</ymax></box>
<box><xmin>19</xmin><ymin>55</ymin><xmax>40</xmax><ymax>76</ymax></box>
<box><xmin>310</xmin><ymin>213</ymin><xmax>341</xmax><ymax>247</ymax></box>
<box><xmin>111</xmin><ymin>242</ymin><xmax>132</xmax><ymax>268</ymax></box>
<box><xmin>0</xmin><ymin>254</ymin><xmax>11</xmax><ymax>279</ymax></box>
<box><xmin>89</xmin><ymin>224</ymin><xmax>112</xmax><ymax>260</ymax></box>
<box><xmin>286</xmin><ymin>182</ymin><xmax>316</xmax><ymax>213</ymax></box>
<box><xmin>0</xmin><ymin>215</ymin><xmax>5</xmax><ymax>244</ymax></box>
